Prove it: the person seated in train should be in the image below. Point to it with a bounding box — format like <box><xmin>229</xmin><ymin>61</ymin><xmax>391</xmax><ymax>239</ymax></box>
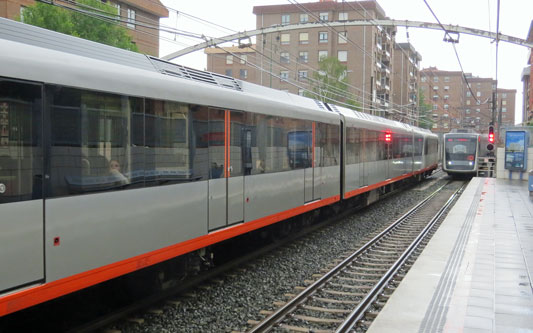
<box><xmin>108</xmin><ymin>159</ymin><xmax>130</xmax><ymax>185</ymax></box>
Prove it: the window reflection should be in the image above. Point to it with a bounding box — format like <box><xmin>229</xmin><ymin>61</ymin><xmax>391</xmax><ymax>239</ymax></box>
<box><xmin>49</xmin><ymin>86</ymin><xmax>142</xmax><ymax>196</ymax></box>
<box><xmin>0</xmin><ymin>80</ymin><xmax>42</xmax><ymax>203</ymax></box>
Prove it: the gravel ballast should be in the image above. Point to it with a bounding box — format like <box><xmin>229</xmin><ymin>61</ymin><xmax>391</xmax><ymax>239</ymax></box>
<box><xmin>114</xmin><ymin>174</ymin><xmax>449</xmax><ymax>333</ymax></box>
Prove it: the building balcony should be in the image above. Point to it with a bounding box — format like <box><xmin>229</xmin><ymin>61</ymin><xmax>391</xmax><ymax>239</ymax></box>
<box><xmin>381</xmin><ymin>66</ymin><xmax>391</xmax><ymax>75</ymax></box>
<box><xmin>382</xmin><ymin>49</ymin><xmax>391</xmax><ymax>59</ymax></box>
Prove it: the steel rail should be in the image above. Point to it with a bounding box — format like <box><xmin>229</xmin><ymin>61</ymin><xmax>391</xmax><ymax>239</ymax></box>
<box><xmin>335</xmin><ymin>181</ymin><xmax>466</xmax><ymax>332</ymax></box>
<box><xmin>247</xmin><ymin>181</ymin><xmax>455</xmax><ymax>333</ymax></box>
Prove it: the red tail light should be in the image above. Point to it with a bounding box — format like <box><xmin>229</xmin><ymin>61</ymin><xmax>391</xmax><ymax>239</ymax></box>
<box><xmin>467</xmin><ymin>155</ymin><xmax>474</xmax><ymax>161</ymax></box>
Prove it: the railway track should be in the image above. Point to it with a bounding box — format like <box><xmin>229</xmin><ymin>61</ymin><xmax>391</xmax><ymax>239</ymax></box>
<box><xmin>247</xmin><ymin>179</ymin><xmax>466</xmax><ymax>333</ymax></box>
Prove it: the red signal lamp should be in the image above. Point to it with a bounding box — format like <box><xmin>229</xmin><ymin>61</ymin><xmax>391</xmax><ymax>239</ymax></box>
<box><xmin>385</xmin><ymin>131</ymin><xmax>392</xmax><ymax>143</ymax></box>
<box><xmin>488</xmin><ymin>132</ymin><xmax>495</xmax><ymax>144</ymax></box>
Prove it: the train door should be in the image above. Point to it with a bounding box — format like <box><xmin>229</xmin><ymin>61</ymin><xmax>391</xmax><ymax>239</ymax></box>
<box><xmin>313</xmin><ymin>122</ymin><xmax>322</xmax><ymax>200</ymax></box>
<box><xmin>304</xmin><ymin>122</ymin><xmax>320</xmax><ymax>202</ymax></box>
<box><xmin>0</xmin><ymin>79</ymin><xmax>44</xmax><ymax>292</ymax></box>
<box><xmin>361</xmin><ymin>129</ymin><xmax>369</xmax><ymax>186</ymax></box>
<box><xmin>208</xmin><ymin>109</ymin><xmax>244</xmax><ymax>231</ymax></box>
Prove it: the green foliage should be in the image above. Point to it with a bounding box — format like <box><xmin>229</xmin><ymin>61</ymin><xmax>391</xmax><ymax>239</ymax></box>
<box><xmin>305</xmin><ymin>56</ymin><xmax>360</xmax><ymax>111</ymax></box>
<box><xmin>19</xmin><ymin>0</ymin><xmax>138</xmax><ymax>52</ymax></box>
<box><xmin>417</xmin><ymin>90</ymin><xmax>434</xmax><ymax>129</ymax></box>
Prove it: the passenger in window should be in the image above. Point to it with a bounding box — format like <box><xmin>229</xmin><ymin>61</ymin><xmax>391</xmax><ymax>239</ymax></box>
<box><xmin>108</xmin><ymin>159</ymin><xmax>130</xmax><ymax>185</ymax></box>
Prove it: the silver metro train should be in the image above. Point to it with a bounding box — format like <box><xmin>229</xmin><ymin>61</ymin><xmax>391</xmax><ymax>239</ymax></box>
<box><xmin>0</xmin><ymin>18</ymin><xmax>438</xmax><ymax>316</ymax></box>
<box><xmin>442</xmin><ymin>130</ymin><xmax>481</xmax><ymax>177</ymax></box>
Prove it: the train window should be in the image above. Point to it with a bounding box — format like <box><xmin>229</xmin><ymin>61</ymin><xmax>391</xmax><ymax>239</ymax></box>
<box><xmin>0</xmin><ymin>80</ymin><xmax>42</xmax><ymax>204</ymax></box>
<box><xmin>145</xmin><ymin>100</ymin><xmax>208</xmax><ymax>185</ymax></box>
<box><xmin>287</xmin><ymin>120</ymin><xmax>312</xmax><ymax>170</ymax></box>
<box><xmin>318</xmin><ymin>123</ymin><xmax>340</xmax><ymax>167</ymax></box>
<box><xmin>229</xmin><ymin>110</ymin><xmax>245</xmax><ymax>177</ymax></box>
<box><xmin>48</xmin><ymin>86</ymin><xmax>143</xmax><ymax>197</ymax></box>
<box><xmin>208</xmin><ymin>108</ymin><xmax>225</xmax><ymax>179</ymax></box>
<box><xmin>345</xmin><ymin>127</ymin><xmax>361</xmax><ymax>165</ymax></box>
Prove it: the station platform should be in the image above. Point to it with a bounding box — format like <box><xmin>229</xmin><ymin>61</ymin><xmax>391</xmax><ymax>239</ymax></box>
<box><xmin>368</xmin><ymin>177</ymin><xmax>533</xmax><ymax>333</ymax></box>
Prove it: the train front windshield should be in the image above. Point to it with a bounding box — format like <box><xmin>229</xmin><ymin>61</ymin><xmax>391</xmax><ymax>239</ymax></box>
<box><xmin>445</xmin><ymin>137</ymin><xmax>477</xmax><ymax>170</ymax></box>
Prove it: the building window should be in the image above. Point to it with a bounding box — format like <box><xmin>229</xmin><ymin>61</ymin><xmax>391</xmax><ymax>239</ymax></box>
<box><xmin>127</xmin><ymin>8</ymin><xmax>136</xmax><ymax>29</ymax></box>
<box><xmin>444</xmin><ymin>104</ymin><xmax>449</xmax><ymax>109</ymax></box>
<box><xmin>338</xmin><ymin>50</ymin><xmax>348</xmax><ymax>62</ymax></box>
<box><xmin>318</xmin><ymin>50</ymin><xmax>328</xmax><ymax>60</ymax></box>
<box><xmin>240</xmin><ymin>54</ymin><xmax>247</xmax><ymax>64</ymax></box>
<box><xmin>319</xmin><ymin>31</ymin><xmax>328</xmax><ymax>43</ymax></box>
<box><xmin>281</xmin><ymin>33</ymin><xmax>290</xmax><ymax>45</ymax></box>
<box><xmin>443</xmin><ymin>86</ymin><xmax>449</xmax><ymax>91</ymax></box>
<box><xmin>502</xmin><ymin>100</ymin><xmax>507</xmax><ymax>105</ymax></box>
<box><xmin>444</xmin><ymin>95</ymin><xmax>449</xmax><ymax>100</ymax></box>
<box><xmin>319</xmin><ymin>12</ymin><xmax>328</xmax><ymax>21</ymax></box>
<box><xmin>433</xmin><ymin>95</ymin><xmax>438</xmax><ymax>100</ymax></box>
<box><xmin>433</xmin><ymin>86</ymin><xmax>438</xmax><ymax>90</ymax></box>
<box><xmin>433</xmin><ymin>123</ymin><xmax>438</xmax><ymax>129</ymax></box>
<box><xmin>298</xmin><ymin>89</ymin><xmax>305</xmax><ymax>96</ymax></box>
<box><xmin>226</xmin><ymin>55</ymin><xmax>233</xmax><ymax>64</ymax></box>
<box><xmin>433</xmin><ymin>104</ymin><xmax>438</xmax><ymax>110</ymax></box>
<box><xmin>466</xmin><ymin>109</ymin><xmax>470</xmax><ymax>114</ymax></box>
<box><xmin>476</xmin><ymin>108</ymin><xmax>480</xmax><ymax>112</ymax></box>
<box><xmin>421</xmin><ymin>77</ymin><xmax>427</xmax><ymax>82</ymax></box>
<box><xmin>298</xmin><ymin>70</ymin><xmax>308</xmax><ymax>81</ymax></box>
<box><xmin>476</xmin><ymin>100</ymin><xmax>481</xmax><ymax>105</ymax></box>
<box><xmin>339</xmin><ymin>12</ymin><xmax>348</xmax><ymax>21</ymax></box>
<box><xmin>240</xmin><ymin>69</ymin><xmax>248</xmax><ymax>79</ymax></box>
<box><xmin>280</xmin><ymin>71</ymin><xmax>289</xmax><ymax>81</ymax></box>
<box><xmin>116</xmin><ymin>3</ymin><xmax>121</xmax><ymax>17</ymax></box>
<box><xmin>466</xmin><ymin>91</ymin><xmax>471</xmax><ymax>97</ymax></box>
<box><xmin>280</xmin><ymin>52</ymin><xmax>290</xmax><ymax>64</ymax></box>
<box><xmin>299</xmin><ymin>51</ymin><xmax>309</xmax><ymax>63</ymax></box>
<box><xmin>433</xmin><ymin>77</ymin><xmax>438</xmax><ymax>82</ymax></box>
<box><xmin>432</xmin><ymin>113</ymin><xmax>438</xmax><ymax>118</ymax></box>
<box><xmin>299</xmin><ymin>32</ymin><xmax>309</xmax><ymax>44</ymax></box>
<box><xmin>444</xmin><ymin>76</ymin><xmax>450</xmax><ymax>82</ymax></box>
<box><xmin>466</xmin><ymin>100</ymin><xmax>470</xmax><ymax>105</ymax></box>
<box><xmin>502</xmin><ymin>107</ymin><xmax>507</xmax><ymax>112</ymax></box>
<box><xmin>225</xmin><ymin>69</ymin><xmax>232</xmax><ymax>77</ymax></box>
<box><xmin>338</xmin><ymin>31</ymin><xmax>347</xmax><ymax>44</ymax></box>
<box><xmin>300</xmin><ymin>14</ymin><xmax>308</xmax><ymax>23</ymax></box>
<box><xmin>502</xmin><ymin>93</ymin><xmax>507</xmax><ymax>98</ymax></box>
<box><xmin>282</xmin><ymin>14</ymin><xmax>290</xmax><ymax>25</ymax></box>
<box><xmin>476</xmin><ymin>91</ymin><xmax>481</xmax><ymax>97</ymax></box>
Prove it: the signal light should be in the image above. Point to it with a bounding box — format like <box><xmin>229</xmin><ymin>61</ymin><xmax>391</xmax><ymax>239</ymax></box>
<box><xmin>488</xmin><ymin>125</ymin><xmax>495</xmax><ymax>144</ymax></box>
<box><xmin>385</xmin><ymin>131</ymin><xmax>392</xmax><ymax>142</ymax></box>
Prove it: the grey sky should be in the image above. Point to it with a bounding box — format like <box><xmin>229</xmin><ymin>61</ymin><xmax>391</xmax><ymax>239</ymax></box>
<box><xmin>159</xmin><ymin>0</ymin><xmax>532</xmax><ymax>124</ymax></box>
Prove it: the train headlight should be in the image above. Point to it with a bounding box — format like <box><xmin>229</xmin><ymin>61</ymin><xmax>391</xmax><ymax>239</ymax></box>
<box><xmin>447</xmin><ymin>161</ymin><xmax>452</xmax><ymax>165</ymax></box>
<box><xmin>469</xmin><ymin>161</ymin><xmax>474</xmax><ymax>166</ymax></box>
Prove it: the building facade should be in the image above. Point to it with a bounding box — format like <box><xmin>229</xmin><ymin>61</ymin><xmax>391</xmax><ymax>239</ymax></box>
<box><xmin>206</xmin><ymin>0</ymin><xmax>406</xmax><ymax>118</ymax></box>
<box><xmin>0</xmin><ymin>0</ymin><xmax>168</xmax><ymax>56</ymax></box>
<box><xmin>421</xmin><ymin>67</ymin><xmax>516</xmax><ymax>134</ymax></box>
<box><xmin>391</xmin><ymin>42</ymin><xmax>421</xmax><ymax>124</ymax></box>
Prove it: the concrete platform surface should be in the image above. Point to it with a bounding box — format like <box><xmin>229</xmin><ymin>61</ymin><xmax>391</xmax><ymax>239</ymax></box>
<box><xmin>368</xmin><ymin>177</ymin><xmax>533</xmax><ymax>333</ymax></box>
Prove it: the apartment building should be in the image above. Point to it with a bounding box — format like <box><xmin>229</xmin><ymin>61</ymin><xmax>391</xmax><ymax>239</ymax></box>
<box><xmin>391</xmin><ymin>42</ymin><xmax>421</xmax><ymax>125</ymax></box>
<box><xmin>421</xmin><ymin>67</ymin><xmax>516</xmax><ymax>134</ymax></box>
<box><xmin>420</xmin><ymin>67</ymin><xmax>465</xmax><ymax>134</ymax></box>
<box><xmin>206</xmin><ymin>0</ymin><xmax>399</xmax><ymax>117</ymax></box>
<box><xmin>205</xmin><ymin>45</ymin><xmax>259</xmax><ymax>83</ymax></box>
<box><xmin>0</xmin><ymin>0</ymin><xmax>168</xmax><ymax>56</ymax></box>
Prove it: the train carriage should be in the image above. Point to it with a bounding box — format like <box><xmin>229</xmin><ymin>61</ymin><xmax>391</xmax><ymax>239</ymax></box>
<box><xmin>442</xmin><ymin>131</ymin><xmax>481</xmax><ymax>177</ymax></box>
<box><xmin>0</xmin><ymin>17</ymin><xmax>436</xmax><ymax>317</ymax></box>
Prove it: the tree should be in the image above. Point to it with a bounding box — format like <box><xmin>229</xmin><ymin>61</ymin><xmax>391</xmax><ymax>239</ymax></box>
<box><xmin>417</xmin><ymin>89</ymin><xmax>434</xmax><ymax>129</ymax></box>
<box><xmin>19</xmin><ymin>0</ymin><xmax>138</xmax><ymax>52</ymax></box>
<box><xmin>305</xmin><ymin>56</ymin><xmax>360</xmax><ymax>110</ymax></box>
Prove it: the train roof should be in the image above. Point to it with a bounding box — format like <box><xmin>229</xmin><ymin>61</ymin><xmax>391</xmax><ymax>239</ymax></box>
<box><xmin>0</xmin><ymin>18</ymin><xmax>338</xmax><ymax>124</ymax></box>
<box><xmin>333</xmin><ymin>104</ymin><xmax>437</xmax><ymax>137</ymax></box>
